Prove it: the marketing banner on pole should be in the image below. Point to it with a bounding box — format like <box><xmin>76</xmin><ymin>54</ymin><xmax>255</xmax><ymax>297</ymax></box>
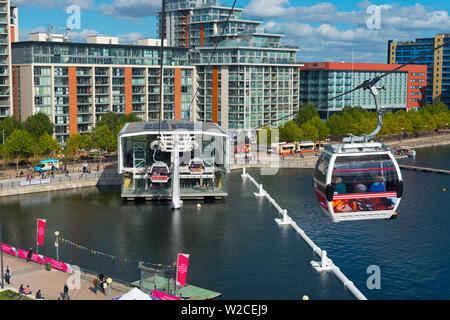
<box><xmin>37</xmin><ymin>219</ymin><xmax>46</xmax><ymax>246</ymax></box>
<box><xmin>176</xmin><ymin>253</ymin><xmax>190</xmax><ymax>287</ymax></box>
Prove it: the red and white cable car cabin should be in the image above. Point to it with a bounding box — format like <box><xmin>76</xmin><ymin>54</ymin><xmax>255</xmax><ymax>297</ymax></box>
<box><xmin>313</xmin><ymin>142</ymin><xmax>403</xmax><ymax>222</ymax></box>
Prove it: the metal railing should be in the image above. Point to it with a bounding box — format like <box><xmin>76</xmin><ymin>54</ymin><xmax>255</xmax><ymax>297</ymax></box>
<box><xmin>0</xmin><ymin>171</ymin><xmax>120</xmax><ymax>189</ymax></box>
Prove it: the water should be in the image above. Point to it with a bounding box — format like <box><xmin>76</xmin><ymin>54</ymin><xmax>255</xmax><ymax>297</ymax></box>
<box><xmin>1</xmin><ymin>145</ymin><xmax>449</xmax><ymax>300</ymax></box>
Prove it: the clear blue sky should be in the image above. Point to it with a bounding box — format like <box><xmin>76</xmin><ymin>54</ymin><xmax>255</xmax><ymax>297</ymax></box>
<box><xmin>12</xmin><ymin>0</ymin><xmax>450</xmax><ymax>63</ymax></box>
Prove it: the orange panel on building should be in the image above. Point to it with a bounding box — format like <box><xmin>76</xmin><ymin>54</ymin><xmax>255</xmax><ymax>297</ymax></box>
<box><xmin>68</xmin><ymin>67</ymin><xmax>78</xmax><ymax>135</ymax></box>
<box><xmin>174</xmin><ymin>68</ymin><xmax>182</xmax><ymax>120</ymax></box>
<box><xmin>125</xmin><ymin>68</ymin><xmax>133</xmax><ymax>115</ymax></box>
<box><xmin>212</xmin><ymin>66</ymin><xmax>219</xmax><ymax>123</ymax></box>
<box><xmin>10</xmin><ymin>26</ymin><xmax>15</xmax><ymax>43</ymax></box>
<box><xmin>200</xmin><ymin>24</ymin><xmax>205</xmax><ymax>47</ymax></box>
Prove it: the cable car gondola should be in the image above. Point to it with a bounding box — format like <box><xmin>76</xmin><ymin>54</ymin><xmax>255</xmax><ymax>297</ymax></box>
<box><xmin>150</xmin><ymin>161</ymin><xmax>170</xmax><ymax>184</ymax></box>
<box><xmin>313</xmin><ymin>80</ymin><xmax>403</xmax><ymax>222</ymax></box>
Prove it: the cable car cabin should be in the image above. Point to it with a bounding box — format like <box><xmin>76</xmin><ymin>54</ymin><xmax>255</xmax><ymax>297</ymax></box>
<box><xmin>189</xmin><ymin>159</ymin><xmax>205</xmax><ymax>174</ymax></box>
<box><xmin>313</xmin><ymin>142</ymin><xmax>403</xmax><ymax>222</ymax></box>
<box><xmin>297</xmin><ymin>141</ymin><xmax>315</xmax><ymax>153</ymax></box>
<box><xmin>150</xmin><ymin>162</ymin><xmax>170</xmax><ymax>184</ymax></box>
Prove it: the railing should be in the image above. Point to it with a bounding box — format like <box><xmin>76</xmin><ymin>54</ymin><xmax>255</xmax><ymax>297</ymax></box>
<box><xmin>241</xmin><ymin>169</ymin><xmax>367</xmax><ymax>300</ymax></box>
<box><xmin>0</xmin><ymin>171</ymin><xmax>120</xmax><ymax>189</ymax></box>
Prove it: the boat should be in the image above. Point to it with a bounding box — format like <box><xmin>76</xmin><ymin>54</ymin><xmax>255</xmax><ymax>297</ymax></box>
<box><xmin>395</xmin><ymin>146</ymin><xmax>416</xmax><ymax>157</ymax></box>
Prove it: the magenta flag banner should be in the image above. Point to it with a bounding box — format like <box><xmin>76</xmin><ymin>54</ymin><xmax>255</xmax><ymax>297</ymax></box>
<box><xmin>44</xmin><ymin>257</ymin><xmax>71</xmax><ymax>273</ymax></box>
<box><xmin>37</xmin><ymin>219</ymin><xmax>46</xmax><ymax>246</ymax></box>
<box><xmin>176</xmin><ymin>253</ymin><xmax>190</xmax><ymax>287</ymax></box>
<box><xmin>151</xmin><ymin>290</ymin><xmax>182</xmax><ymax>300</ymax></box>
<box><xmin>0</xmin><ymin>243</ymin><xmax>16</xmax><ymax>256</ymax></box>
<box><xmin>17</xmin><ymin>249</ymin><xmax>44</xmax><ymax>264</ymax></box>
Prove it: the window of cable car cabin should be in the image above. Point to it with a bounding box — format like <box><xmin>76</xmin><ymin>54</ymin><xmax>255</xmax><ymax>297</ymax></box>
<box><xmin>332</xmin><ymin>154</ymin><xmax>399</xmax><ymax>194</ymax></box>
<box><xmin>314</xmin><ymin>153</ymin><xmax>330</xmax><ymax>184</ymax></box>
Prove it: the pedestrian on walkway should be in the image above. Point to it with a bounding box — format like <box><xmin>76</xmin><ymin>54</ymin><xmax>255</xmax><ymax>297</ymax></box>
<box><xmin>62</xmin><ymin>284</ymin><xmax>70</xmax><ymax>300</ymax></box>
<box><xmin>26</xmin><ymin>248</ymin><xmax>33</xmax><ymax>262</ymax></box>
<box><xmin>4</xmin><ymin>265</ymin><xmax>11</xmax><ymax>285</ymax></box>
<box><xmin>24</xmin><ymin>285</ymin><xmax>31</xmax><ymax>295</ymax></box>
<box><xmin>36</xmin><ymin>290</ymin><xmax>44</xmax><ymax>300</ymax></box>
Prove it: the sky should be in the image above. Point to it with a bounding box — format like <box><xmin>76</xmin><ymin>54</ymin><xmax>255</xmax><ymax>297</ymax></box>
<box><xmin>11</xmin><ymin>0</ymin><xmax>450</xmax><ymax>63</ymax></box>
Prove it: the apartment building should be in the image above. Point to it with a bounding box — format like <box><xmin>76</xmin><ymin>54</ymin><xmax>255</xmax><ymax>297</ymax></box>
<box><xmin>12</xmin><ymin>36</ymin><xmax>196</xmax><ymax>143</ymax></box>
<box><xmin>300</xmin><ymin>62</ymin><xmax>427</xmax><ymax>119</ymax></box>
<box><xmin>0</xmin><ymin>0</ymin><xmax>13</xmax><ymax>120</ymax></box>
<box><xmin>388</xmin><ymin>34</ymin><xmax>450</xmax><ymax>107</ymax></box>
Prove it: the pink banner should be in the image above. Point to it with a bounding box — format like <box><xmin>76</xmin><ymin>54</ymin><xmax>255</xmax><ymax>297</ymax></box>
<box><xmin>44</xmin><ymin>257</ymin><xmax>71</xmax><ymax>273</ymax></box>
<box><xmin>17</xmin><ymin>249</ymin><xmax>44</xmax><ymax>264</ymax></box>
<box><xmin>151</xmin><ymin>290</ymin><xmax>182</xmax><ymax>300</ymax></box>
<box><xmin>37</xmin><ymin>219</ymin><xmax>46</xmax><ymax>246</ymax></box>
<box><xmin>176</xmin><ymin>253</ymin><xmax>190</xmax><ymax>287</ymax></box>
<box><xmin>0</xmin><ymin>243</ymin><xmax>16</xmax><ymax>256</ymax></box>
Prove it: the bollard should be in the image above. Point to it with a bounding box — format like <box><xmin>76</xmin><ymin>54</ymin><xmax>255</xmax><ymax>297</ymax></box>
<box><xmin>254</xmin><ymin>184</ymin><xmax>266</xmax><ymax>197</ymax></box>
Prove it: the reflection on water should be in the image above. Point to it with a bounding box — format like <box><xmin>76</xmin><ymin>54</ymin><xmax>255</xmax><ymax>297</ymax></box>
<box><xmin>0</xmin><ymin>182</ymin><xmax>353</xmax><ymax>300</ymax></box>
<box><xmin>0</xmin><ymin>145</ymin><xmax>448</xmax><ymax>300</ymax></box>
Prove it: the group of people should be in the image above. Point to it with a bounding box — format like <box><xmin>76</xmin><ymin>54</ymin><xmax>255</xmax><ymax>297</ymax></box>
<box><xmin>333</xmin><ymin>175</ymin><xmax>387</xmax><ymax>195</ymax></box>
<box><xmin>18</xmin><ymin>284</ymin><xmax>44</xmax><ymax>299</ymax></box>
<box><xmin>92</xmin><ymin>272</ymin><xmax>108</xmax><ymax>295</ymax></box>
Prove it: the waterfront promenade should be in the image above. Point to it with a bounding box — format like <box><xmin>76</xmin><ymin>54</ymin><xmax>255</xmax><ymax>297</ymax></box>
<box><xmin>1</xmin><ymin>253</ymin><xmax>129</xmax><ymax>300</ymax></box>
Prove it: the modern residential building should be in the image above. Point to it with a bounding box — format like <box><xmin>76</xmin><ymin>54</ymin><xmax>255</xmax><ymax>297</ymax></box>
<box><xmin>0</xmin><ymin>0</ymin><xmax>13</xmax><ymax>120</ymax></box>
<box><xmin>388</xmin><ymin>34</ymin><xmax>450</xmax><ymax>107</ymax></box>
<box><xmin>160</xmin><ymin>0</ymin><xmax>300</xmax><ymax>130</ymax></box>
<box><xmin>299</xmin><ymin>62</ymin><xmax>427</xmax><ymax>119</ymax></box>
<box><xmin>12</xmin><ymin>36</ymin><xmax>196</xmax><ymax>143</ymax></box>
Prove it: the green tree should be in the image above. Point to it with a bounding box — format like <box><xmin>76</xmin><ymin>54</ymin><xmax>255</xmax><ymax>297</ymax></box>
<box><xmin>279</xmin><ymin>121</ymin><xmax>302</xmax><ymax>143</ymax></box>
<box><xmin>4</xmin><ymin>129</ymin><xmax>35</xmax><ymax>170</ymax></box>
<box><xmin>294</xmin><ymin>103</ymin><xmax>320</xmax><ymax>128</ymax></box>
<box><xmin>298</xmin><ymin>122</ymin><xmax>319</xmax><ymax>141</ymax></box>
<box><xmin>95</xmin><ymin>112</ymin><xmax>120</xmax><ymax>132</ymax></box>
<box><xmin>24</xmin><ymin>112</ymin><xmax>54</xmax><ymax>140</ymax></box>
<box><xmin>91</xmin><ymin>125</ymin><xmax>115</xmax><ymax>153</ymax></box>
<box><xmin>306</xmin><ymin>116</ymin><xmax>329</xmax><ymax>141</ymax></box>
<box><xmin>37</xmin><ymin>133</ymin><xmax>61</xmax><ymax>155</ymax></box>
<box><xmin>0</xmin><ymin>116</ymin><xmax>23</xmax><ymax>142</ymax></box>
<box><xmin>64</xmin><ymin>134</ymin><xmax>83</xmax><ymax>164</ymax></box>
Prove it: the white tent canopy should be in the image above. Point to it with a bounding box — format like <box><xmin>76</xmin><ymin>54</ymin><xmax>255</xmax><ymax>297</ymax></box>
<box><xmin>114</xmin><ymin>288</ymin><xmax>155</xmax><ymax>300</ymax></box>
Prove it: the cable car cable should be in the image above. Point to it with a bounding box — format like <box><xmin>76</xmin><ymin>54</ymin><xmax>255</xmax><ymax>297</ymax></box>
<box><xmin>251</xmin><ymin>40</ymin><xmax>450</xmax><ymax>132</ymax></box>
<box><xmin>187</xmin><ymin>0</ymin><xmax>239</xmax><ymax>118</ymax></box>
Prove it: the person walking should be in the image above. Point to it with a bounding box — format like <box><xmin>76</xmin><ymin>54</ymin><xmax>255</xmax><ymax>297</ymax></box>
<box><xmin>26</xmin><ymin>248</ymin><xmax>33</xmax><ymax>262</ymax></box>
<box><xmin>62</xmin><ymin>284</ymin><xmax>70</xmax><ymax>300</ymax></box>
<box><xmin>4</xmin><ymin>265</ymin><xmax>11</xmax><ymax>285</ymax></box>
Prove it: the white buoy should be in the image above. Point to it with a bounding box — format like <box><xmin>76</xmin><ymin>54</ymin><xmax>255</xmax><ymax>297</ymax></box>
<box><xmin>197</xmin><ymin>203</ymin><xmax>201</xmax><ymax>208</ymax></box>
<box><xmin>302</xmin><ymin>295</ymin><xmax>309</xmax><ymax>300</ymax></box>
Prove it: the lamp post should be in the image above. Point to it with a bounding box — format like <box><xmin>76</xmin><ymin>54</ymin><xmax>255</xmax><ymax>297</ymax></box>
<box><xmin>54</xmin><ymin>231</ymin><xmax>59</xmax><ymax>261</ymax></box>
<box><xmin>106</xmin><ymin>278</ymin><xmax>112</xmax><ymax>300</ymax></box>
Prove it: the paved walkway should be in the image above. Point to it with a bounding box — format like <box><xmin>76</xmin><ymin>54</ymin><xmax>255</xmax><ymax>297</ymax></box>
<box><xmin>1</xmin><ymin>254</ymin><xmax>130</xmax><ymax>300</ymax></box>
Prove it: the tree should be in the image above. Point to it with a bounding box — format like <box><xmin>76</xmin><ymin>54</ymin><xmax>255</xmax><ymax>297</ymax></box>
<box><xmin>294</xmin><ymin>103</ymin><xmax>320</xmax><ymax>128</ymax></box>
<box><xmin>95</xmin><ymin>112</ymin><xmax>120</xmax><ymax>132</ymax></box>
<box><xmin>306</xmin><ymin>117</ymin><xmax>329</xmax><ymax>141</ymax></box>
<box><xmin>298</xmin><ymin>122</ymin><xmax>319</xmax><ymax>142</ymax></box>
<box><xmin>37</xmin><ymin>133</ymin><xmax>61</xmax><ymax>155</ymax></box>
<box><xmin>64</xmin><ymin>134</ymin><xmax>83</xmax><ymax>164</ymax></box>
<box><xmin>24</xmin><ymin>112</ymin><xmax>54</xmax><ymax>140</ymax></box>
<box><xmin>257</xmin><ymin>126</ymin><xmax>275</xmax><ymax>145</ymax></box>
<box><xmin>279</xmin><ymin>121</ymin><xmax>302</xmax><ymax>143</ymax></box>
<box><xmin>91</xmin><ymin>125</ymin><xmax>115</xmax><ymax>153</ymax></box>
<box><xmin>0</xmin><ymin>116</ymin><xmax>23</xmax><ymax>142</ymax></box>
<box><xmin>4</xmin><ymin>129</ymin><xmax>35</xmax><ymax>170</ymax></box>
